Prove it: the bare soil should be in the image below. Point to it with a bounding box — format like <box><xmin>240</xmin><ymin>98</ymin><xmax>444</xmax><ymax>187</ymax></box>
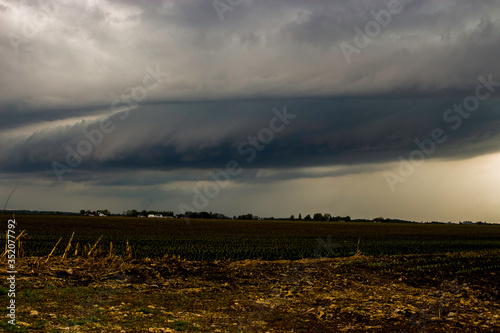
<box><xmin>1</xmin><ymin>252</ymin><xmax>499</xmax><ymax>332</ymax></box>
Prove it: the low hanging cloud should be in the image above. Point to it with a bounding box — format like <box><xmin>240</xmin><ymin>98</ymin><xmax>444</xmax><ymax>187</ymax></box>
<box><xmin>2</xmin><ymin>97</ymin><xmax>500</xmax><ymax>184</ymax></box>
<box><xmin>1</xmin><ymin>0</ymin><xmax>500</xmax><ymax>219</ymax></box>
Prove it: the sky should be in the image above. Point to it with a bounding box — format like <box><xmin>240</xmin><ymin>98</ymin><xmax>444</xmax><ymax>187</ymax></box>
<box><xmin>1</xmin><ymin>0</ymin><xmax>500</xmax><ymax>222</ymax></box>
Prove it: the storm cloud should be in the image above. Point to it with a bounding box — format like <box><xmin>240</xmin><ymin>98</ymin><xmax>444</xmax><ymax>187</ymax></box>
<box><xmin>1</xmin><ymin>0</ymin><xmax>500</xmax><ymax>221</ymax></box>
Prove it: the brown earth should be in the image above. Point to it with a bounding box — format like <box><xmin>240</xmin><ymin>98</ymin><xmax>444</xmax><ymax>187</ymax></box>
<box><xmin>1</xmin><ymin>253</ymin><xmax>499</xmax><ymax>332</ymax></box>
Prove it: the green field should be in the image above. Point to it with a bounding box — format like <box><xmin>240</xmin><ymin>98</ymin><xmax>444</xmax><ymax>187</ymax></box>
<box><xmin>3</xmin><ymin>215</ymin><xmax>500</xmax><ymax>261</ymax></box>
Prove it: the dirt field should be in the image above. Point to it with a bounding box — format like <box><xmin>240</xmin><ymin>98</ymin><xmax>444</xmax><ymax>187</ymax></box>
<box><xmin>1</xmin><ymin>251</ymin><xmax>499</xmax><ymax>332</ymax></box>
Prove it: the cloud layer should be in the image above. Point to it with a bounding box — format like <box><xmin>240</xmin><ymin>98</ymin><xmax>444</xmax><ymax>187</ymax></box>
<box><xmin>1</xmin><ymin>0</ymin><xmax>500</xmax><ymax>220</ymax></box>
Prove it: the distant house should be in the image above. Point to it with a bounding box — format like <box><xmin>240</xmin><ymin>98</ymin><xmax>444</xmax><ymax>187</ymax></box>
<box><xmin>148</xmin><ymin>214</ymin><xmax>163</xmax><ymax>218</ymax></box>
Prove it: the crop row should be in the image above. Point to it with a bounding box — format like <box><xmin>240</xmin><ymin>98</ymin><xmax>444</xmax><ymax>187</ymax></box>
<box><xmin>1</xmin><ymin>215</ymin><xmax>500</xmax><ymax>260</ymax></box>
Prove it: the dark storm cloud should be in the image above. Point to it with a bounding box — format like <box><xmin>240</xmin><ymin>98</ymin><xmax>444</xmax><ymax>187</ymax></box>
<box><xmin>2</xmin><ymin>0</ymin><xmax>500</xmax><ymax>113</ymax></box>
<box><xmin>2</xmin><ymin>97</ymin><xmax>500</xmax><ymax>186</ymax></box>
<box><xmin>1</xmin><ymin>0</ymin><xmax>500</xmax><ymax>186</ymax></box>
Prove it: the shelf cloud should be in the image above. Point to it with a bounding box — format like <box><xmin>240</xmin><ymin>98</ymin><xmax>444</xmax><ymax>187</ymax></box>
<box><xmin>1</xmin><ymin>0</ymin><xmax>500</xmax><ymax>221</ymax></box>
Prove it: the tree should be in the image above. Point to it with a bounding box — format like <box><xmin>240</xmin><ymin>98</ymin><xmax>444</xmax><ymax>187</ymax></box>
<box><xmin>80</xmin><ymin>210</ymin><xmax>85</xmax><ymax>216</ymax></box>
<box><xmin>298</xmin><ymin>213</ymin><xmax>302</xmax><ymax>220</ymax></box>
<box><xmin>313</xmin><ymin>213</ymin><xmax>323</xmax><ymax>221</ymax></box>
<box><xmin>237</xmin><ymin>213</ymin><xmax>253</xmax><ymax>220</ymax></box>
<box><xmin>290</xmin><ymin>215</ymin><xmax>295</xmax><ymax>220</ymax></box>
<box><xmin>304</xmin><ymin>214</ymin><xmax>312</xmax><ymax>221</ymax></box>
<box><xmin>126</xmin><ymin>209</ymin><xmax>138</xmax><ymax>217</ymax></box>
<box><xmin>199</xmin><ymin>211</ymin><xmax>211</xmax><ymax>219</ymax></box>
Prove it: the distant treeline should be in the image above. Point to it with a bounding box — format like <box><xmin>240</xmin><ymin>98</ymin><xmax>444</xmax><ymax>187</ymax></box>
<box><xmin>122</xmin><ymin>209</ymin><xmax>175</xmax><ymax>217</ymax></box>
<box><xmin>4</xmin><ymin>209</ymin><xmax>494</xmax><ymax>225</ymax></box>
<box><xmin>290</xmin><ymin>213</ymin><xmax>351</xmax><ymax>222</ymax></box>
<box><xmin>121</xmin><ymin>210</ymin><xmax>353</xmax><ymax>221</ymax></box>
<box><xmin>2</xmin><ymin>210</ymin><xmax>79</xmax><ymax>216</ymax></box>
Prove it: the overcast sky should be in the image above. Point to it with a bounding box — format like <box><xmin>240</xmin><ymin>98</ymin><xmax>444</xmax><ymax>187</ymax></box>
<box><xmin>1</xmin><ymin>0</ymin><xmax>500</xmax><ymax>221</ymax></box>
